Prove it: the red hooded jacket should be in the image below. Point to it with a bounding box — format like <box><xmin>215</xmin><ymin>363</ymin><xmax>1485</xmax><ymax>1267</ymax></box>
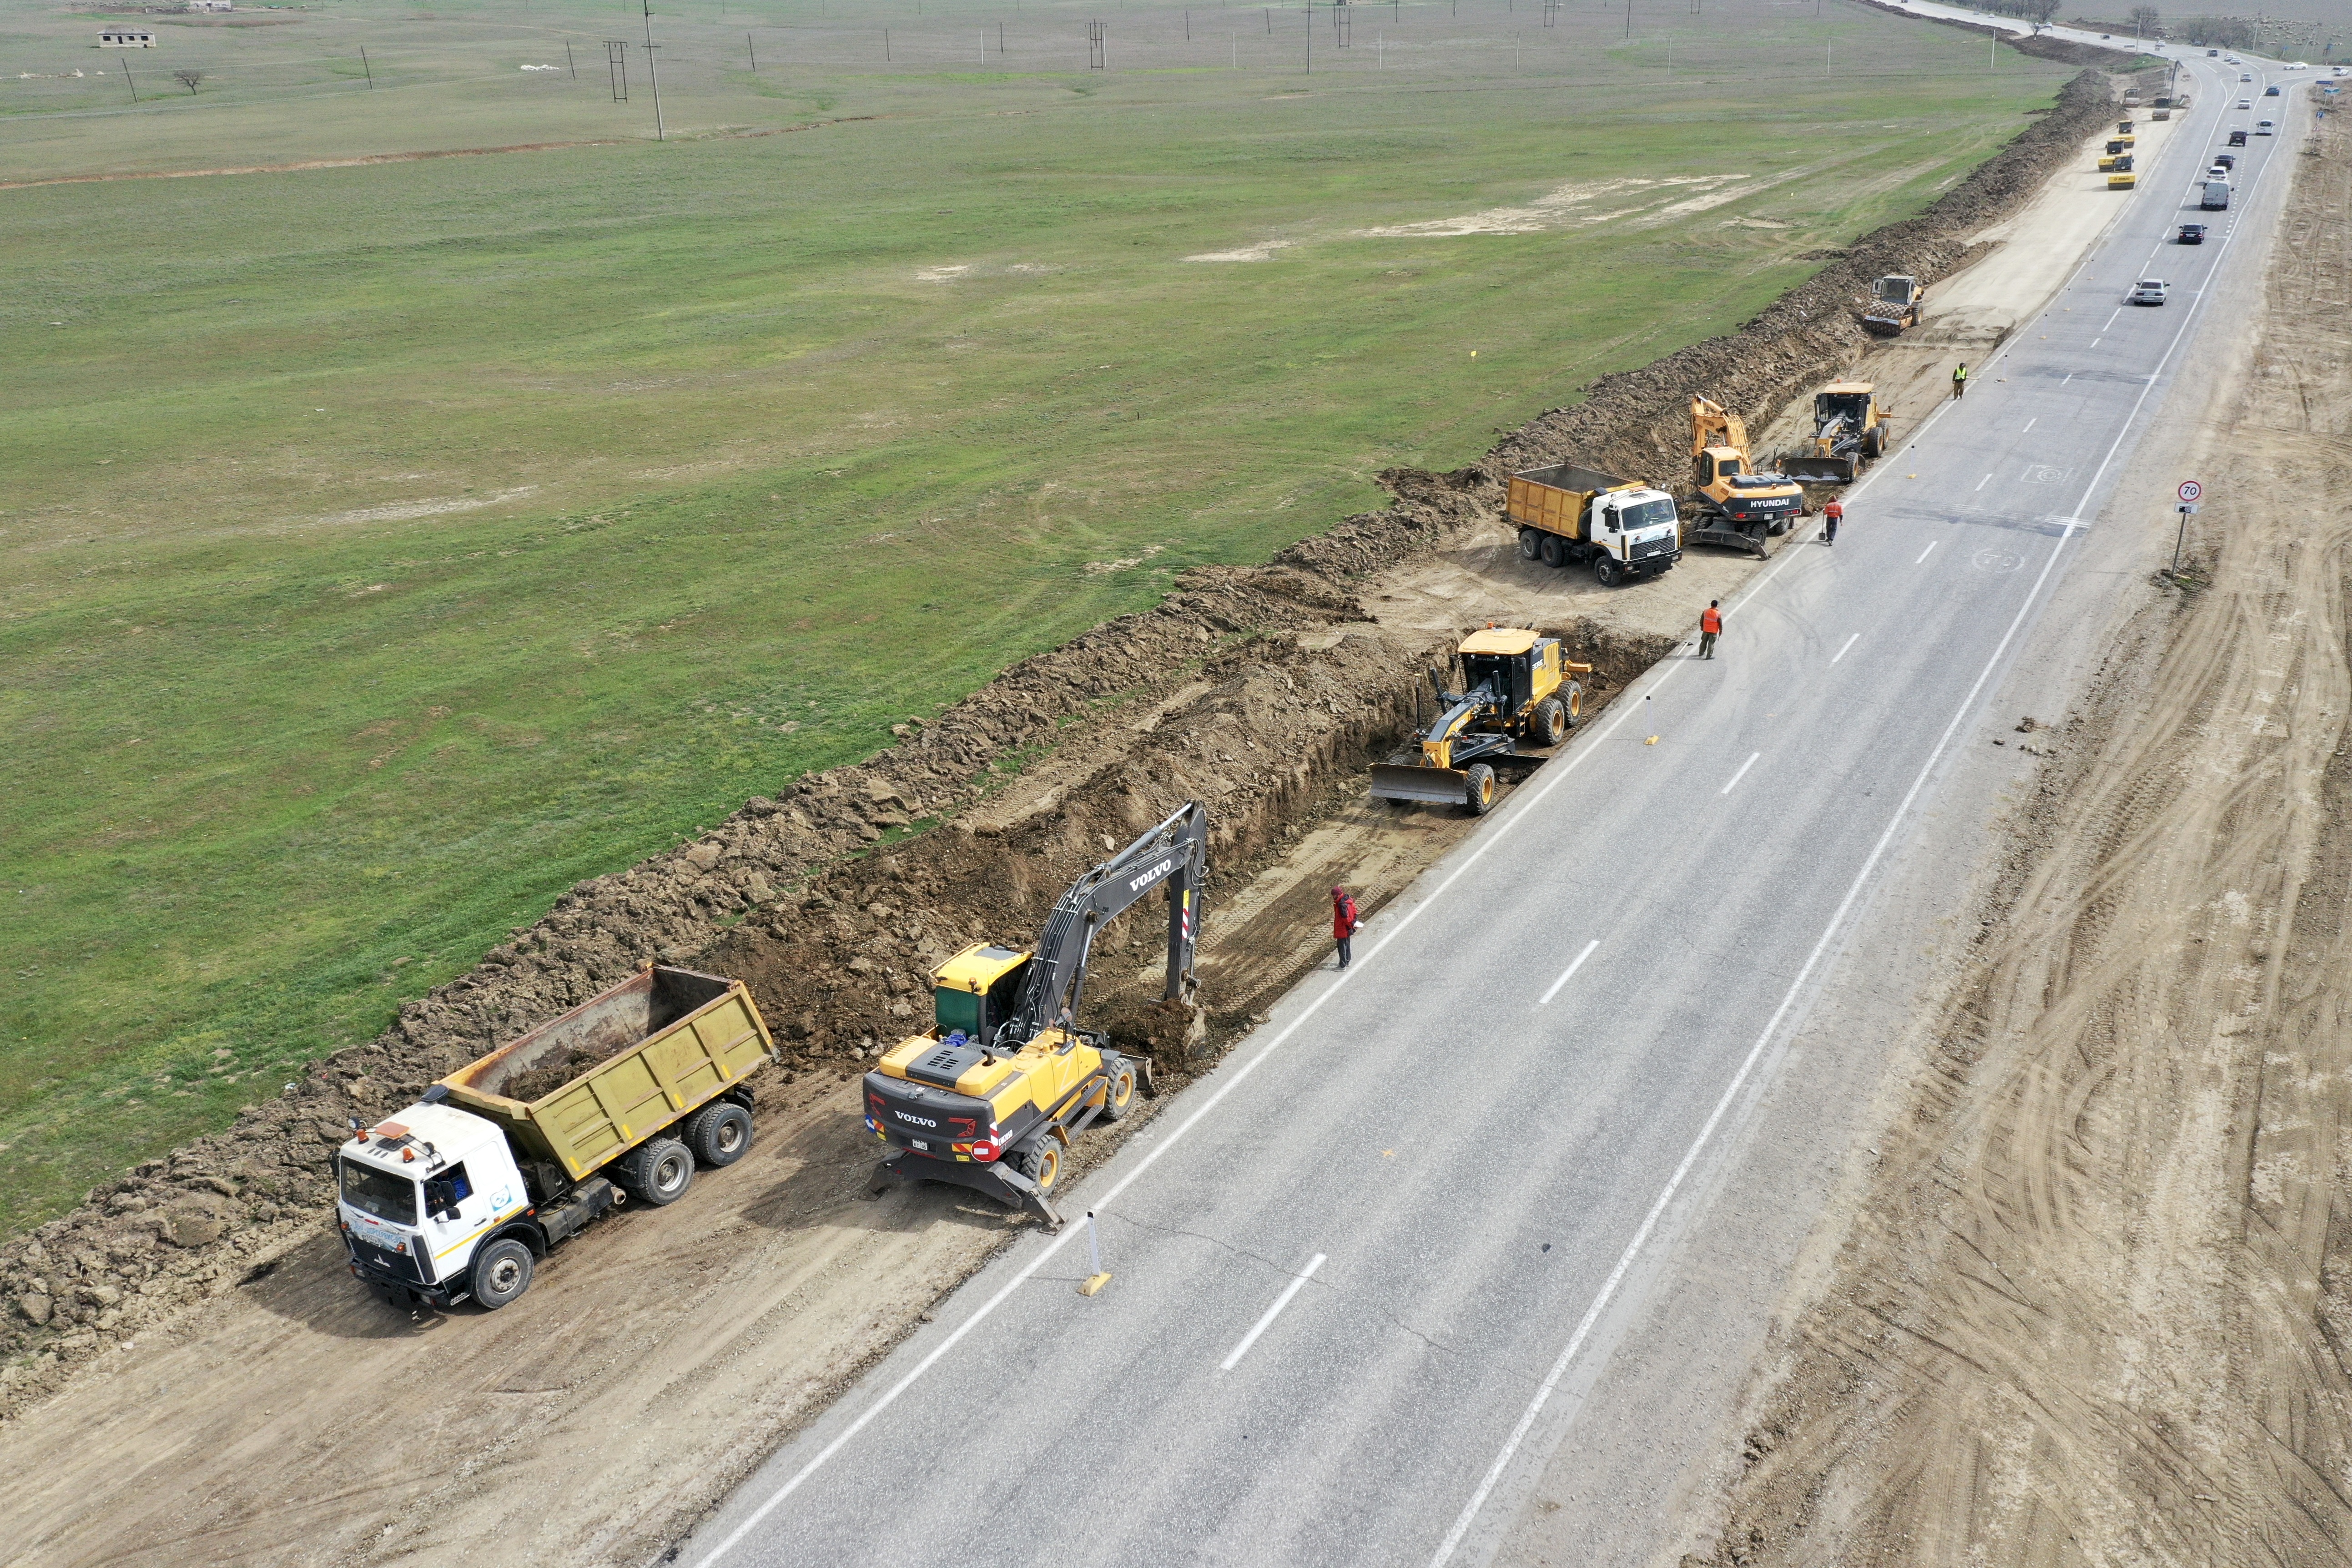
<box><xmin>1332</xmin><ymin>891</ymin><xmax>1359</xmax><ymax>940</ymax></box>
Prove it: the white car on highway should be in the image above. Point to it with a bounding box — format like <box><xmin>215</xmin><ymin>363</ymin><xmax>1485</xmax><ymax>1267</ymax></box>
<box><xmin>2129</xmin><ymin>279</ymin><xmax>2170</xmax><ymax>306</ymax></box>
<box><xmin>2237</xmin><ymin>97</ymin><xmax>2252</xmax><ymax>108</ymax></box>
<box><xmin>2257</xmin><ymin>119</ymin><xmax>2276</xmax><ymax>135</ymax></box>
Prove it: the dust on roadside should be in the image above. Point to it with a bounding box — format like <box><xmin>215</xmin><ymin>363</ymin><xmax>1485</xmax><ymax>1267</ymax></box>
<box><xmin>1705</xmin><ymin>106</ymin><xmax>2352</xmax><ymax>1567</ymax></box>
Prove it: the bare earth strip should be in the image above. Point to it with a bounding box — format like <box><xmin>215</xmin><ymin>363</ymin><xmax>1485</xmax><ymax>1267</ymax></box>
<box><xmin>1711</xmin><ymin>108</ymin><xmax>2352</xmax><ymax>1566</ymax></box>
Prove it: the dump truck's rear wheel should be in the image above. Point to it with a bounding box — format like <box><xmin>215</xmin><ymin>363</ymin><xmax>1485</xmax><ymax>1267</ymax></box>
<box><xmin>1540</xmin><ymin>535</ymin><xmax>1568</xmax><ymax>569</ymax></box>
<box><xmin>1594</xmin><ymin>557</ymin><xmax>1625</xmax><ymax>588</ymax></box>
<box><xmin>471</xmin><ymin>1237</ymin><xmax>534</xmax><ymax>1311</ymax></box>
<box><xmin>1531</xmin><ymin>697</ymin><xmax>1568</xmax><ymax>747</ymax></box>
<box><xmin>619</xmin><ymin>1136</ymin><xmax>695</xmax><ymax>1205</ymax></box>
<box><xmin>682</xmin><ymin>1102</ymin><xmax>754</xmax><ymax>1167</ymax></box>
<box><xmin>1016</xmin><ymin>1139</ymin><xmax>1062</xmax><ymax>1193</ymax></box>
<box><xmin>1518</xmin><ymin>528</ymin><xmax>1542</xmax><ymax>560</ymax></box>
<box><xmin>1464</xmin><ymin>763</ymin><xmax>1497</xmax><ymax>816</ymax></box>
<box><xmin>1098</xmin><ymin>1059</ymin><xmax>1139</xmax><ymax>1122</ymax></box>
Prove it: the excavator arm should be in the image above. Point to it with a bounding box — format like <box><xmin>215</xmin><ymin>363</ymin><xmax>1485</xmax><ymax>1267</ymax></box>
<box><xmin>997</xmin><ymin>801</ymin><xmax>1209</xmax><ymax>1049</ymax></box>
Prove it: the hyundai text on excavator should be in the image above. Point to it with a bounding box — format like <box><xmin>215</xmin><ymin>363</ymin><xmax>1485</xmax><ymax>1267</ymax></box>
<box><xmin>1781</xmin><ymin>382</ymin><xmax>1892</xmax><ymax>484</ymax></box>
<box><xmin>862</xmin><ymin>802</ymin><xmax>1208</xmax><ymax>1226</ymax></box>
<box><xmin>1683</xmin><ymin>394</ymin><xmax>1807</xmax><ymax>559</ymax></box>
<box><xmin>1369</xmin><ymin>627</ymin><xmax>1587</xmax><ymax>814</ymax></box>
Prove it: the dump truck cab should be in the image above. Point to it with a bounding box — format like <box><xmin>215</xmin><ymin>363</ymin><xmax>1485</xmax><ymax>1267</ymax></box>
<box><xmin>338</xmin><ymin>1101</ymin><xmax>533</xmax><ymax>1309</ymax></box>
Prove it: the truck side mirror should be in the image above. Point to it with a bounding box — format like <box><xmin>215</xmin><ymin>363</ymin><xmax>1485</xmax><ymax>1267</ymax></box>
<box><xmin>424</xmin><ymin>1179</ymin><xmax>458</xmax><ymax>1219</ymax></box>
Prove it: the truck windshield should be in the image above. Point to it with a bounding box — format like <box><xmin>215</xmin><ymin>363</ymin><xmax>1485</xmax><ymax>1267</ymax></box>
<box><xmin>339</xmin><ymin>1158</ymin><xmax>418</xmax><ymax>1225</ymax></box>
<box><xmin>1617</xmin><ymin>498</ymin><xmax>1676</xmax><ymax>531</ymax></box>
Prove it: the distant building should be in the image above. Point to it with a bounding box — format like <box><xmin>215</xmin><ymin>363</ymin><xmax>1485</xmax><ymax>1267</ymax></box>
<box><xmin>186</xmin><ymin>0</ymin><xmax>233</xmax><ymax>10</ymax></box>
<box><xmin>98</xmin><ymin>25</ymin><xmax>156</xmax><ymax>45</ymax></box>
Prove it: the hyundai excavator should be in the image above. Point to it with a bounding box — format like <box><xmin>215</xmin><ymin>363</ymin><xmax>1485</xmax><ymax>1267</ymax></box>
<box><xmin>1684</xmin><ymin>394</ymin><xmax>1807</xmax><ymax>559</ymax></box>
<box><xmin>863</xmin><ymin>802</ymin><xmax>1208</xmax><ymax>1226</ymax></box>
<box><xmin>1369</xmin><ymin>626</ymin><xmax>1587</xmax><ymax>815</ymax></box>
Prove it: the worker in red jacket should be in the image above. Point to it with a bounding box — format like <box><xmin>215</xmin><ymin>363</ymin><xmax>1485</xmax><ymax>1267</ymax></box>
<box><xmin>1332</xmin><ymin>886</ymin><xmax>1361</xmax><ymax>970</ymax></box>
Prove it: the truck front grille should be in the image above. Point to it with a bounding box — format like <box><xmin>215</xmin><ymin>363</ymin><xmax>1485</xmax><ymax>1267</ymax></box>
<box><xmin>1631</xmin><ymin>535</ymin><xmax>1677</xmax><ymax>560</ymax></box>
<box><xmin>350</xmin><ymin>1235</ymin><xmax>429</xmax><ymax>1285</ymax></box>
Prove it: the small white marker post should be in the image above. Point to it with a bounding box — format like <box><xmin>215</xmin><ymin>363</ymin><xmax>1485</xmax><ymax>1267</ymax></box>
<box><xmin>1079</xmin><ymin>1210</ymin><xmax>1111</xmax><ymax>1296</ymax></box>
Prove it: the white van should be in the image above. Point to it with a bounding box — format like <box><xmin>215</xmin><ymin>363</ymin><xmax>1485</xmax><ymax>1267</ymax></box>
<box><xmin>2256</xmin><ymin>119</ymin><xmax>2276</xmax><ymax>135</ymax></box>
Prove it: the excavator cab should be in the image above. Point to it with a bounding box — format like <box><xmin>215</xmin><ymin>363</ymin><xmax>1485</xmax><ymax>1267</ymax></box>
<box><xmin>928</xmin><ymin>943</ymin><xmax>1031</xmax><ymax>1046</ymax></box>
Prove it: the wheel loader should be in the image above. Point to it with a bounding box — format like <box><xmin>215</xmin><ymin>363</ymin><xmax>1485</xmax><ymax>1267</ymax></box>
<box><xmin>1683</xmin><ymin>394</ymin><xmax>1806</xmax><ymax>559</ymax></box>
<box><xmin>1369</xmin><ymin>627</ymin><xmax>1587</xmax><ymax>815</ymax></box>
<box><xmin>862</xmin><ymin>802</ymin><xmax>1208</xmax><ymax>1226</ymax></box>
<box><xmin>1862</xmin><ymin>274</ymin><xmax>1925</xmax><ymax>336</ymax></box>
<box><xmin>1781</xmin><ymin>382</ymin><xmax>1892</xmax><ymax>484</ymax></box>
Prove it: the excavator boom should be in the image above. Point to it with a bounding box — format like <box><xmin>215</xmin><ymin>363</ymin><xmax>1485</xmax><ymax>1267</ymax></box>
<box><xmin>1002</xmin><ymin>802</ymin><xmax>1209</xmax><ymax>1047</ymax></box>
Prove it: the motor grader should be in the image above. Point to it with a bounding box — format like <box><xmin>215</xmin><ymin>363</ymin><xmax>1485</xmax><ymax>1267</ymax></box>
<box><xmin>1781</xmin><ymin>382</ymin><xmax>1892</xmax><ymax>484</ymax></box>
<box><xmin>862</xmin><ymin>802</ymin><xmax>1207</xmax><ymax>1226</ymax></box>
<box><xmin>1370</xmin><ymin>627</ymin><xmax>1587</xmax><ymax>815</ymax></box>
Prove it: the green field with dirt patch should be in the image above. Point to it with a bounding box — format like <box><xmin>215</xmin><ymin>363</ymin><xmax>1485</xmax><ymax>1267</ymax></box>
<box><xmin>0</xmin><ymin>0</ymin><xmax>2074</xmax><ymax>1230</ymax></box>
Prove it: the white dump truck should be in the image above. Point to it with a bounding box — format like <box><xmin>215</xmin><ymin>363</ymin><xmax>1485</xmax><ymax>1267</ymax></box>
<box><xmin>337</xmin><ymin>964</ymin><xmax>776</xmax><ymax>1310</ymax></box>
<box><xmin>1507</xmin><ymin>464</ymin><xmax>1682</xmax><ymax>586</ymax></box>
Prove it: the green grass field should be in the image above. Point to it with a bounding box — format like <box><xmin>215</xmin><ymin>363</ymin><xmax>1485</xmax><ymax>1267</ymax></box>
<box><xmin>0</xmin><ymin>0</ymin><xmax>2072</xmax><ymax>1231</ymax></box>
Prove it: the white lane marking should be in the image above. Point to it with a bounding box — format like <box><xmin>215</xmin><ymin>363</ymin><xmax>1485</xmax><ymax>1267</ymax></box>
<box><xmin>1974</xmin><ymin>473</ymin><xmax>1991</xmax><ymax>491</ymax></box>
<box><xmin>1915</xmin><ymin>540</ymin><xmax>1939</xmax><ymax>565</ymax></box>
<box><xmin>1719</xmin><ymin>752</ymin><xmax>1761</xmax><ymax>796</ymax></box>
<box><xmin>2061</xmin><ymin>372</ymin><xmax>2073</xmax><ymax>385</ymax></box>
<box><xmin>2021</xmin><ymin>417</ymin><xmax>2036</xmax><ymax>433</ymax></box>
<box><xmin>2090</xmin><ymin>337</ymin><xmax>2103</xmax><ymax>349</ymax></box>
<box><xmin>1832</xmin><ymin>632</ymin><xmax>1860</xmax><ymax>664</ymax></box>
<box><xmin>1425</xmin><ymin>88</ymin><xmax>2283</xmax><ymax>1568</ymax></box>
<box><xmin>1538</xmin><ymin>940</ymin><xmax>1601</xmax><ymax>1006</ymax></box>
<box><xmin>1220</xmin><ymin>1253</ymin><xmax>1327</xmax><ymax>1371</ymax></box>
<box><xmin>2101</xmin><ymin>309</ymin><xmax>2121</xmax><ymax>330</ymax></box>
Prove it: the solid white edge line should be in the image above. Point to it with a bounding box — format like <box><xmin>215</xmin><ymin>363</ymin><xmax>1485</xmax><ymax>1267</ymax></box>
<box><xmin>1719</xmin><ymin>752</ymin><xmax>1761</xmax><ymax>796</ymax></box>
<box><xmin>692</xmin><ymin>76</ymin><xmax>2288</xmax><ymax>1568</ymax></box>
<box><xmin>1915</xmin><ymin>539</ymin><xmax>1939</xmax><ymax>564</ymax></box>
<box><xmin>1537</xmin><ymin>940</ymin><xmax>1601</xmax><ymax>1006</ymax></box>
<box><xmin>1832</xmin><ymin>632</ymin><xmax>1861</xmax><ymax>664</ymax></box>
<box><xmin>1423</xmin><ymin>78</ymin><xmax>2281</xmax><ymax>1568</ymax></box>
<box><xmin>1219</xmin><ymin>1252</ymin><xmax>1328</xmax><ymax>1371</ymax></box>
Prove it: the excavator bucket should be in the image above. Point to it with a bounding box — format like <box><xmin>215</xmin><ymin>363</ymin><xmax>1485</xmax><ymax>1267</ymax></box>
<box><xmin>1370</xmin><ymin>761</ymin><xmax>1472</xmax><ymax>806</ymax></box>
<box><xmin>874</xmin><ymin>1146</ymin><xmax>1064</xmax><ymax>1228</ymax></box>
<box><xmin>1782</xmin><ymin>454</ymin><xmax>1858</xmax><ymax>483</ymax></box>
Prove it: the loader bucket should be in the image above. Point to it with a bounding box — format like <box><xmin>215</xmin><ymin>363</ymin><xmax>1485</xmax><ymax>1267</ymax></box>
<box><xmin>1782</xmin><ymin>454</ymin><xmax>1859</xmax><ymax>483</ymax></box>
<box><xmin>1369</xmin><ymin>761</ymin><xmax>1472</xmax><ymax>806</ymax></box>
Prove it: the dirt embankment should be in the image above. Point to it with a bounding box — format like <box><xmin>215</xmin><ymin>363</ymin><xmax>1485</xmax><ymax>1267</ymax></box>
<box><xmin>1706</xmin><ymin>107</ymin><xmax>2352</xmax><ymax>1566</ymax></box>
<box><xmin>0</xmin><ymin>66</ymin><xmax>2128</xmax><ymax>1426</ymax></box>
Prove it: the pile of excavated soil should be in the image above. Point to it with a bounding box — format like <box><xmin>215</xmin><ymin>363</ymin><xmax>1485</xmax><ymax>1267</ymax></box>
<box><xmin>0</xmin><ymin>65</ymin><xmax>2126</xmax><ymax>1420</ymax></box>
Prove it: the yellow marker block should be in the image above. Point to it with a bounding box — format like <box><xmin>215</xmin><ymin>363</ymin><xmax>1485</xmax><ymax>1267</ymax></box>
<box><xmin>1078</xmin><ymin>1273</ymin><xmax>1112</xmax><ymax>1297</ymax></box>
<box><xmin>1470</xmin><ymin>350</ymin><xmax>1479</xmax><ymax>358</ymax></box>
<box><xmin>1645</xmin><ymin>736</ymin><xmax>1660</xmax><ymax>746</ymax></box>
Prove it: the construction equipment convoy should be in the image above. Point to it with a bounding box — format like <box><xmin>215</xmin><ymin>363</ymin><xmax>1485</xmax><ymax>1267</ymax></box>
<box><xmin>1371</xmin><ymin>627</ymin><xmax>1587</xmax><ymax>814</ymax></box>
<box><xmin>338</xmin><ymin>965</ymin><xmax>777</xmax><ymax>1310</ymax></box>
<box><xmin>1507</xmin><ymin>464</ymin><xmax>1681</xmax><ymax>585</ymax></box>
<box><xmin>1781</xmin><ymin>382</ymin><xmax>1892</xmax><ymax>484</ymax></box>
<box><xmin>863</xmin><ymin>802</ymin><xmax>1208</xmax><ymax>1225</ymax></box>
<box><xmin>1684</xmin><ymin>394</ymin><xmax>1807</xmax><ymax>557</ymax></box>
<box><xmin>1862</xmin><ymin>274</ymin><xmax>1925</xmax><ymax>336</ymax></box>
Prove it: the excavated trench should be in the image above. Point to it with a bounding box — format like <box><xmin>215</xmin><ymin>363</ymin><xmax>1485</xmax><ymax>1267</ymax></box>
<box><xmin>0</xmin><ymin>59</ymin><xmax>2132</xmax><ymax>1422</ymax></box>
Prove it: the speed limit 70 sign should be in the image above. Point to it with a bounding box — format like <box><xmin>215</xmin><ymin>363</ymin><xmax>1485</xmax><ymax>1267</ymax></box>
<box><xmin>2177</xmin><ymin>479</ymin><xmax>2203</xmax><ymax>504</ymax></box>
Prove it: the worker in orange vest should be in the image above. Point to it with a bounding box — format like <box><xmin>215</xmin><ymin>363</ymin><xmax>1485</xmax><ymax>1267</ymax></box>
<box><xmin>1822</xmin><ymin>497</ymin><xmax>1843</xmax><ymax>546</ymax></box>
<box><xmin>1698</xmin><ymin>600</ymin><xmax>1723</xmax><ymax>660</ymax></box>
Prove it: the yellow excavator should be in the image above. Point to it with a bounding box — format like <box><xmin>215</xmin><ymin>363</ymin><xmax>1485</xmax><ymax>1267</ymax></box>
<box><xmin>1370</xmin><ymin>627</ymin><xmax>1587</xmax><ymax>815</ymax></box>
<box><xmin>1684</xmin><ymin>394</ymin><xmax>1807</xmax><ymax>558</ymax></box>
<box><xmin>1781</xmin><ymin>382</ymin><xmax>1893</xmax><ymax>484</ymax></box>
<box><xmin>863</xmin><ymin>802</ymin><xmax>1207</xmax><ymax>1226</ymax></box>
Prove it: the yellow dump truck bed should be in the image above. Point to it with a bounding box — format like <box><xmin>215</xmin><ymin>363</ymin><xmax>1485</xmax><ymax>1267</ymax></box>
<box><xmin>440</xmin><ymin>965</ymin><xmax>776</xmax><ymax>1180</ymax></box>
<box><xmin>1506</xmin><ymin>463</ymin><xmax>1632</xmax><ymax>542</ymax></box>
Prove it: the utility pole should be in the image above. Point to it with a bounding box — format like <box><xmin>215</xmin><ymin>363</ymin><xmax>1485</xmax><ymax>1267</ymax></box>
<box><xmin>642</xmin><ymin>0</ymin><xmax>664</xmax><ymax>141</ymax></box>
<box><xmin>748</xmin><ymin>31</ymin><xmax>757</xmax><ymax>71</ymax></box>
<box><xmin>566</xmin><ymin>41</ymin><xmax>576</xmax><ymax>77</ymax></box>
<box><xmin>120</xmin><ymin>54</ymin><xmax>137</xmax><ymax>101</ymax></box>
<box><xmin>361</xmin><ymin>45</ymin><xmax>373</xmax><ymax>86</ymax></box>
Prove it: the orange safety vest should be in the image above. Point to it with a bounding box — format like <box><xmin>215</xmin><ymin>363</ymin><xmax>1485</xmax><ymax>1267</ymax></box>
<box><xmin>1824</xmin><ymin>501</ymin><xmax>1844</xmax><ymax>520</ymax></box>
<box><xmin>1700</xmin><ymin>606</ymin><xmax>1723</xmax><ymax>635</ymax></box>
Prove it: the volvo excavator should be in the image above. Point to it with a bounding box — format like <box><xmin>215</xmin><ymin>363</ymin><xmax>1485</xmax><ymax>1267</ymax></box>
<box><xmin>863</xmin><ymin>802</ymin><xmax>1208</xmax><ymax>1226</ymax></box>
<box><xmin>1369</xmin><ymin>627</ymin><xmax>1586</xmax><ymax>815</ymax></box>
<box><xmin>1684</xmin><ymin>395</ymin><xmax>1807</xmax><ymax>559</ymax></box>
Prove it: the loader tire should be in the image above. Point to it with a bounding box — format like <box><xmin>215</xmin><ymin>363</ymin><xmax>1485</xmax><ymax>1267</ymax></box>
<box><xmin>1098</xmin><ymin>1059</ymin><xmax>1139</xmax><ymax>1123</ymax></box>
<box><xmin>1518</xmin><ymin>528</ymin><xmax>1542</xmax><ymax>560</ymax></box>
<box><xmin>1539</xmin><ymin>534</ymin><xmax>1567</xmax><ymax>569</ymax></box>
<box><xmin>683</xmin><ymin>1102</ymin><xmax>754</xmax><ymax>1168</ymax></box>
<box><xmin>470</xmin><ymin>1237</ymin><xmax>534</xmax><ymax>1311</ymax></box>
<box><xmin>1015</xmin><ymin>1139</ymin><xmax>1062</xmax><ymax>1194</ymax></box>
<box><xmin>1532</xmin><ymin>697</ymin><xmax>1568</xmax><ymax>747</ymax></box>
<box><xmin>1863</xmin><ymin>426</ymin><xmax>1885</xmax><ymax>459</ymax></box>
<box><xmin>1562</xmin><ymin>681</ymin><xmax>1584</xmax><ymax>726</ymax></box>
<box><xmin>1594</xmin><ymin>557</ymin><xmax>1625</xmax><ymax>588</ymax></box>
<box><xmin>619</xmin><ymin>1136</ymin><xmax>695</xmax><ymax>1206</ymax></box>
<box><xmin>1463</xmin><ymin>763</ymin><xmax>1497</xmax><ymax>816</ymax></box>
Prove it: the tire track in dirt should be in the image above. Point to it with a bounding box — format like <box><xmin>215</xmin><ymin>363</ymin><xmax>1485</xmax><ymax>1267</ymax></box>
<box><xmin>1710</xmin><ymin>107</ymin><xmax>2352</xmax><ymax>1567</ymax></box>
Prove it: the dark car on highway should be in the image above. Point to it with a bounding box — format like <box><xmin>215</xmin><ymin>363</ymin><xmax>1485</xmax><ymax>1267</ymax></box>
<box><xmin>2215</xmin><ymin>153</ymin><xmax>2236</xmax><ymax>169</ymax></box>
<box><xmin>2177</xmin><ymin>223</ymin><xmax>2207</xmax><ymax>244</ymax></box>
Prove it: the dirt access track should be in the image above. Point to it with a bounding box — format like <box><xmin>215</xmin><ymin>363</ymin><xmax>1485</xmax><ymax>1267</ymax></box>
<box><xmin>1709</xmin><ymin>107</ymin><xmax>2352</xmax><ymax>1564</ymax></box>
<box><xmin>0</xmin><ymin>61</ymin><xmax>2147</xmax><ymax>1568</ymax></box>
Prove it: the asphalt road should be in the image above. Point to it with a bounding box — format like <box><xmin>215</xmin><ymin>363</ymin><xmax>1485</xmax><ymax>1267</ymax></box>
<box><xmin>683</xmin><ymin>52</ymin><xmax>2307</xmax><ymax>1568</ymax></box>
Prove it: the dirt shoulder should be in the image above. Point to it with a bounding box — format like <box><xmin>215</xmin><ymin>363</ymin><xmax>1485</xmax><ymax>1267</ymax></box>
<box><xmin>1706</xmin><ymin>104</ymin><xmax>2352</xmax><ymax>1566</ymax></box>
<box><xmin>0</xmin><ymin>63</ymin><xmax>2132</xmax><ymax>1568</ymax></box>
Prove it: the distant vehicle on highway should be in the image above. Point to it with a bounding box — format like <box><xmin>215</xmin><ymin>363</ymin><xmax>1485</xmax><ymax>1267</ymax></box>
<box><xmin>2176</xmin><ymin>223</ymin><xmax>2206</xmax><ymax>244</ymax></box>
<box><xmin>2265</xmin><ymin>85</ymin><xmax>2281</xmax><ymax>96</ymax></box>
<box><xmin>2207</xmin><ymin>47</ymin><xmax>2219</xmax><ymax>56</ymax></box>
<box><xmin>2129</xmin><ymin>280</ymin><xmax>2170</xmax><ymax>306</ymax></box>
<box><xmin>2241</xmin><ymin>72</ymin><xmax>2253</xmax><ymax>81</ymax></box>
<box><xmin>2237</xmin><ymin>97</ymin><xmax>2252</xmax><ymax>108</ymax></box>
<box><xmin>2215</xmin><ymin>152</ymin><xmax>2236</xmax><ymax>169</ymax></box>
<box><xmin>2229</xmin><ymin>128</ymin><xmax>2249</xmax><ymax>144</ymax></box>
<box><xmin>2202</xmin><ymin>180</ymin><xmax>2232</xmax><ymax>209</ymax></box>
<box><xmin>2256</xmin><ymin>119</ymin><xmax>2276</xmax><ymax>134</ymax></box>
